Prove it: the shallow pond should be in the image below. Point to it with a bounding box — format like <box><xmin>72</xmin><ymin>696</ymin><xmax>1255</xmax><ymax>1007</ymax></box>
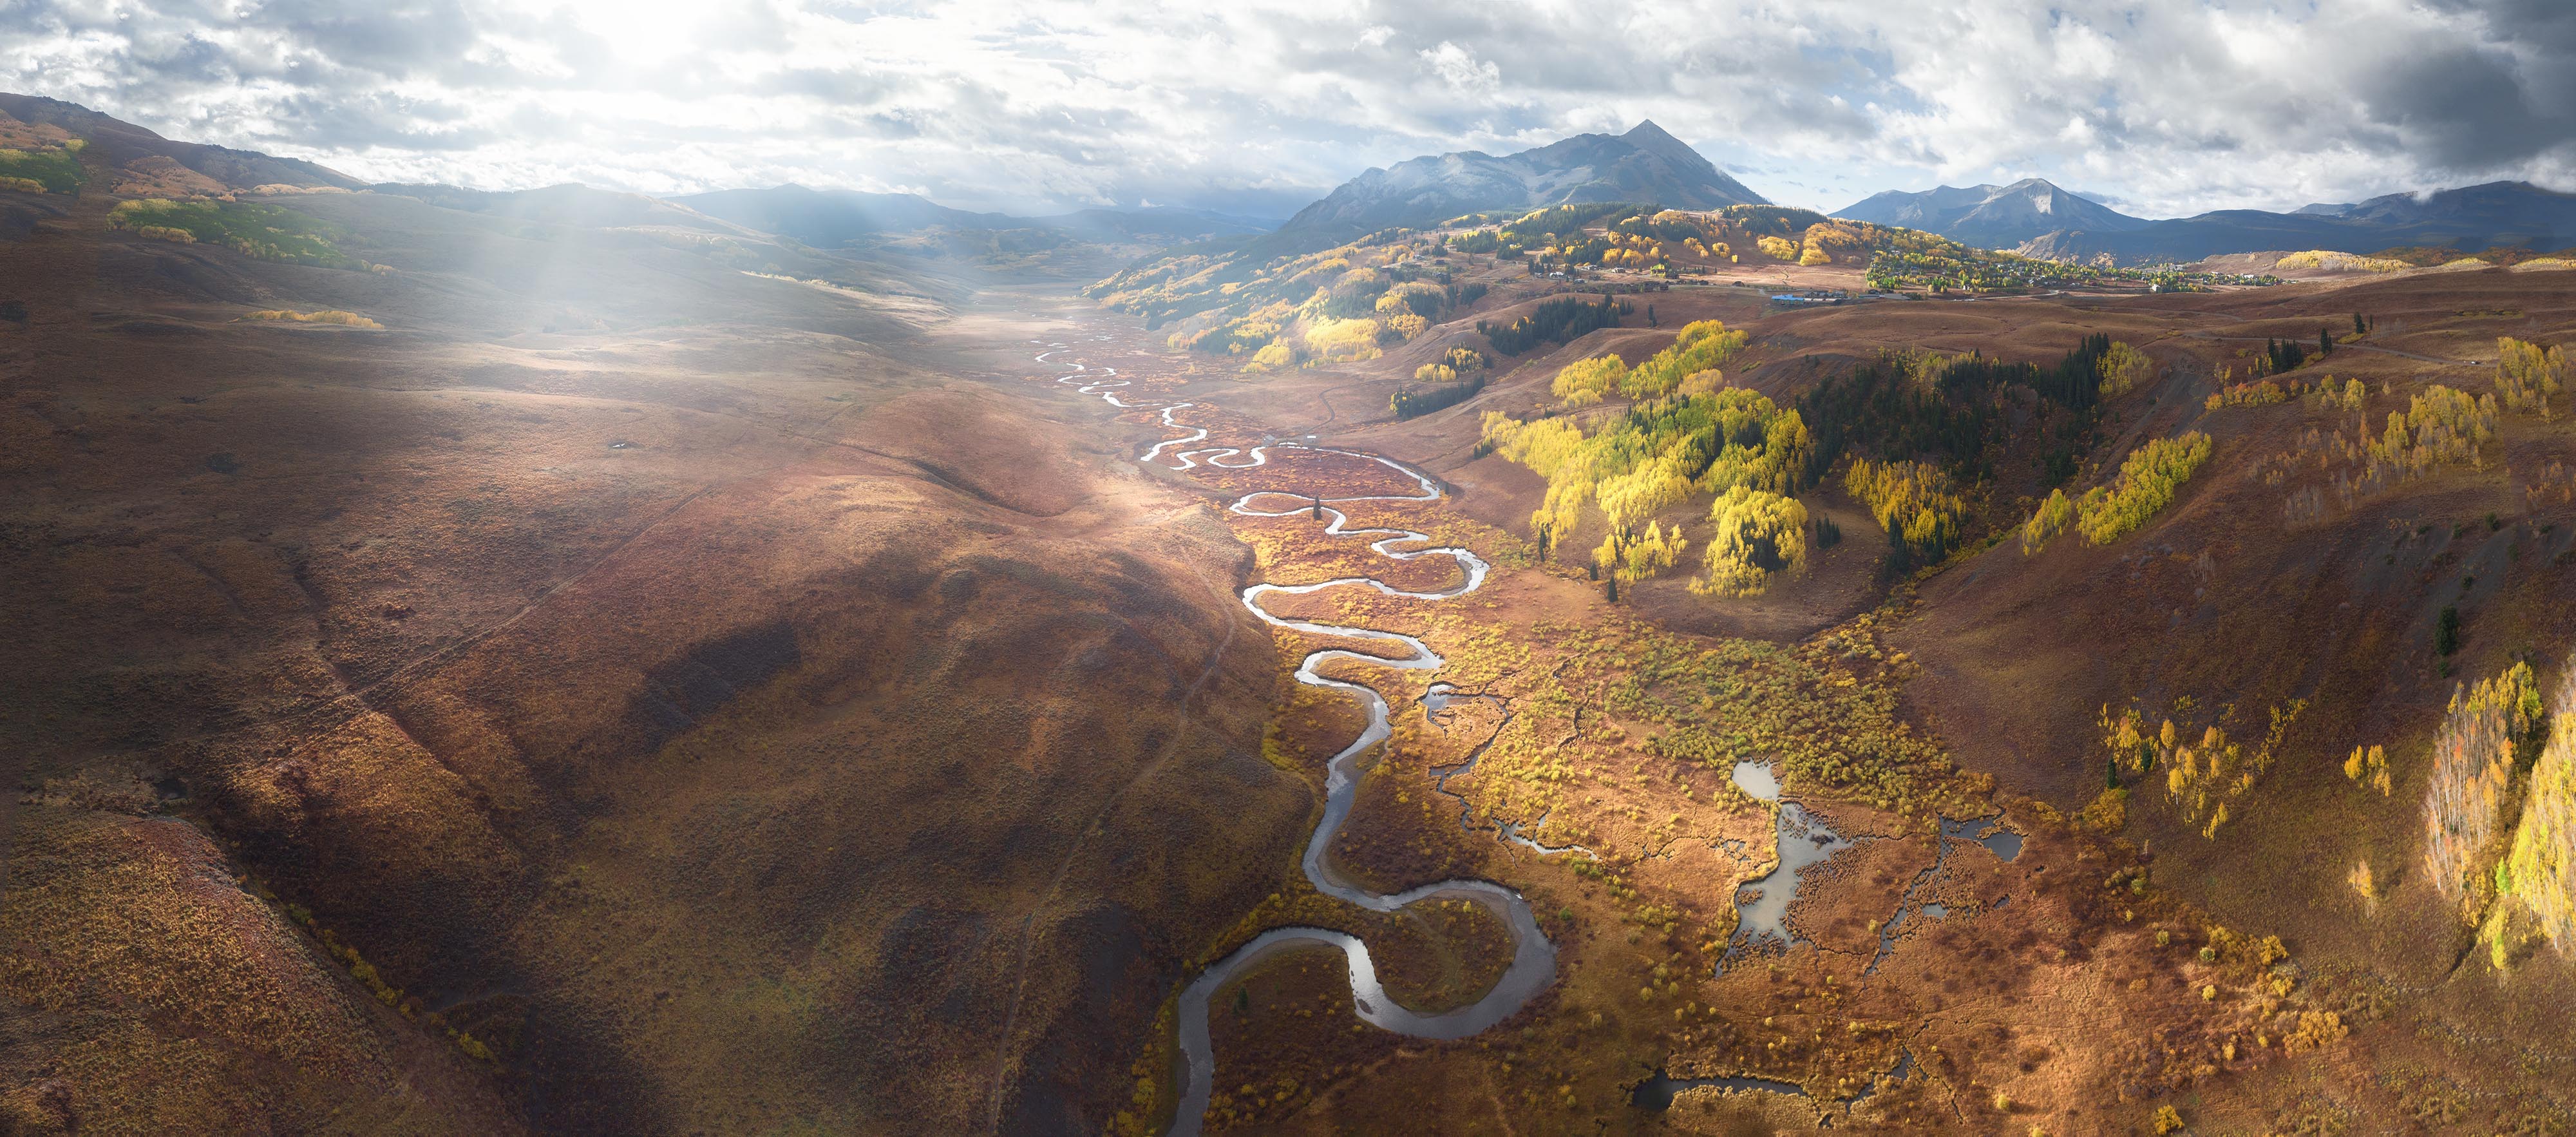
<box><xmin>1723</xmin><ymin>761</ymin><xmax>1848</xmax><ymax>960</ymax></box>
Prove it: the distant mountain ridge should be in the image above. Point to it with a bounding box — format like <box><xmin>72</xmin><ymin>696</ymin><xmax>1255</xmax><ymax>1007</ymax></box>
<box><xmin>1274</xmin><ymin>121</ymin><xmax>1765</xmax><ymax>245</ymax></box>
<box><xmin>1839</xmin><ymin>173</ymin><xmax>2576</xmax><ymax>265</ymax></box>
<box><xmin>2016</xmin><ymin>181</ymin><xmax>2576</xmax><ymax>265</ymax></box>
<box><xmin>672</xmin><ymin>184</ymin><xmax>1278</xmax><ymax>248</ymax></box>
<box><xmin>1835</xmin><ymin>178</ymin><xmax>2149</xmax><ymax>249</ymax></box>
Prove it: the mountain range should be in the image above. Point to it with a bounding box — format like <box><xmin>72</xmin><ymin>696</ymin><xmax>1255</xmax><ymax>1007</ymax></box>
<box><xmin>13</xmin><ymin>87</ymin><xmax>2574</xmax><ymax>272</ymax></box>
<box><xmin>1839</xmin><ymin>177</ymin><xmax>2576</xmax><ymax>264</ymax></box>
<box><xmin>1271</xmin><ymin>120</ymin><xmax>1765</xmax><ymax>247</ymax></box>
<box><xmin>2014</xmin><ymin>181</ymin><xmax>2576</xmax><ymax>264</ymax></box>
<box><xmin>1835</xmin><ymin>178</ymin><xmax>2149</xmax><ymax>250</ymax></box>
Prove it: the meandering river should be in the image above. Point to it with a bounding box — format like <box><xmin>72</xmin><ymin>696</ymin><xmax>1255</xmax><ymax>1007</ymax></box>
<box><xmin>1039</xmin><ymin>343</ymin><xmax>1559</xmax><ymax>1135</ymax></box>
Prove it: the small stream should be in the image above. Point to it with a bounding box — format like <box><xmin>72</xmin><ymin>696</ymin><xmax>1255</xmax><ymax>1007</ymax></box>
<box><xmin>1422</xmin><ymin>685</ymin><xmax>1598</xmax><ymax>857</ymax></box>
<box><xmin>1864</xmin><ymin>814</ymin><xmax>2022</xmax><ymax>977</ymax></box>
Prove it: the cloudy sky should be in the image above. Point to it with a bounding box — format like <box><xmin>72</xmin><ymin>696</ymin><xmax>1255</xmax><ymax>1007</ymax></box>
<box><xmin>5</xmin><ymin>0</ymin><xmax>2573</xmax><ymax>220</ymax></box>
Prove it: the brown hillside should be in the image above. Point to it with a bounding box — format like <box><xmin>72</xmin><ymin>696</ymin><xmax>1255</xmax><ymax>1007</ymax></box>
<box><xmin>0</xmin><ymin>186</ymin><xmax>1309</xmax><ymax>1133</ymax></box>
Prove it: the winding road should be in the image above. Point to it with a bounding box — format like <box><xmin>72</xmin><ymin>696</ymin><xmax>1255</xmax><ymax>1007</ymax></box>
<box><xmin>1036</xmin><ymin>339</ymin><xmax>1560</xmax><ymax>1136</ymax></box>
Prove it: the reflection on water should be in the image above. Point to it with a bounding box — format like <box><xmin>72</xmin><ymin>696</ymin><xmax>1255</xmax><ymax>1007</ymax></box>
<box><xmin>1729</xmin><ymin>759</ymin><xmax>1780</xmax><ymax>802</ymax></box>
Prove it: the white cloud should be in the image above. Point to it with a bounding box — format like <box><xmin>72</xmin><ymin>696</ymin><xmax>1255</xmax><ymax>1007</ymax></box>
<box><xmin>0</xmin><ymin>1</ymin><xmax>2568</xmax><ymax>217</ymax></box>
<box><xmin>1417</xmin><ymin>41</ymin><xmax>1501</xmax><ymax>96</ymax></box>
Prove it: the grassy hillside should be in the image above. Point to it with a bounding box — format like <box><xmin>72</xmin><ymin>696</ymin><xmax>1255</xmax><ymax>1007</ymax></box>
<box><xmin>0</xmin><ymin>184</ymin><xmax>1321</xmax><ymax>1133</ymax></box>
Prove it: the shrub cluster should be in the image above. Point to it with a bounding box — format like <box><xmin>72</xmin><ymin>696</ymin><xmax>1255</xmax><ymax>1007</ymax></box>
<box><xmin>1845</xmin><ymin>457</ymin><xmax>1965</xmax><ymax>565</ymax></box>
<box><xmin>2074</xmin><ymin>432</ymin><xmax>2211</xmax><ymax>545</ymax></box>
<box><xmin>2496</xmin><ymin>336</ymin><xmax>2566</xmax><ymax>417</ymax></box>
<box><xmin>2020</xmin><ymin>488</ymin><xmax>2074</xmax><ymax>553</ymax></box>
<box><xmin>0</xmin><ymin>144</ymin><xmax>86</xmax><ymax>194</ymax></box>
<box><xmin>2423</xmin><ymin>662</ymin><xmax>2546</xmax><ymax>913</ymax></box>
<box><xmin>1412</xmin><ymin>347</ymin><xmax>1486</xmax><ymax>383</ymax></box>
<box><xmin>1390</xmin><ymin>374</ymin><xmax>1486</xmax><ymax>419</ymax></box>
<box><xmin>2103</xmin><ymin>699</ymin><xmax>2302</xmax><ymax>839</ymax></box>
<box><xmin>2096</xmin><ymin>341</ymin><xmax>2153</xmax><ymax>397</ymax></box>
<box><xmin>2205</xmin><ymin>379</ymin><xmax>2286</xmax><ymax>409</ymax></box>
<box><xmin>245</xmin><ymin>309</ymin><xmax>383</xmax><ymax>329</ymax></box>
<box><xmin>1618</xmin><ymin>320</ymin><xmax>1747</xmax><ymax>399</ymax></box>
<box><xmin>2505</xmin><ymin>658</ymin><xmax>2576</xmax><ymax>951</ymax></box>
<box><xmin>108</xmin><ymin>198</ymin><xmax>359</xmax><ymax>267</ymax></box>
<box><xmin>1484</xmin><ymin>368</ymin><xmax>1813</xmax><ymax>593</ymax></box>
<box><xmin>2332</xmin><ymin>385</ymin><xmax>2499</xmax><ymax>502</ymax></box>
<box><xmin>1694</xmin><ymin>485</ymin><xmax>1808</xmax><ymax>597</ymax></box>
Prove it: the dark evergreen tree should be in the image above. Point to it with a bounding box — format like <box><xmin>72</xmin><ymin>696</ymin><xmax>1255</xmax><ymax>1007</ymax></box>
<box><xmin>1475</xmin><ymin>294</ymin><xmax>1629</xmax><ymax>356</ymax></box>
<box><xmin>1391</xmin><ymin>374</ymin><xmax>1487</xmax><ymax>419</ymax></box>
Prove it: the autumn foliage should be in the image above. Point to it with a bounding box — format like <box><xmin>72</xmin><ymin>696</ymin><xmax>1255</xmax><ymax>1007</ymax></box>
<box><xmin>1844</xmin><ymin>458</ymin><xmax>1965</xmax><ymax>565</ymax></box>
<box><xmin>2495</xmin><ymin>336</ymin><xmax>2566</xmax><ymax>417</ymax></box>
<box><xmin>2503</xmin><ymin>659</ymin><xmax>2576</xmax><ymax>951</ymax></box>
<box><xmin>2422</xmin><ymin>662</ymin><xmax>2545</xmax><ymax>913</ymax></box>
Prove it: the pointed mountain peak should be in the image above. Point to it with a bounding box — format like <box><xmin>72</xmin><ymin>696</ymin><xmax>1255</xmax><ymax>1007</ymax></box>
<box><xmin>1616</xmin><ymin>120</ymin><xmax>1718</xmax><ymax>173</ymax></box>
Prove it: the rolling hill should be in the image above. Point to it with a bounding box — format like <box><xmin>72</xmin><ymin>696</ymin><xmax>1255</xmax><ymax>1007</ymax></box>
<box><xmin>1</xmin><ymin>95</ymin><xmax>1309</xmax><ymax>1133</ymax></box>
<box><xmin>0</xmin><ymin>91</ymin><xmax>361</xmax><ymax>196</ymax></box>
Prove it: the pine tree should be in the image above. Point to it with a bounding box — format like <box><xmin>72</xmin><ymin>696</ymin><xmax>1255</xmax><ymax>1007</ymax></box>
<box><xmin>2321</xmin><ymin>326</ymin><xmax>2334</xmax><ymax>356</ymax></box>
<box><xmin>2353</xmin><ymin>312</ymin><xmax>2367</xmax><ymax>336</ymax></box>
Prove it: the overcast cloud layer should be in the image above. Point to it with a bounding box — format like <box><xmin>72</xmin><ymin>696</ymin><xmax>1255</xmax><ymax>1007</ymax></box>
<box><xmin>5</xmin><ymin>0</ymin><xmax>2573</xmax><ymax>218</ymax></box>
